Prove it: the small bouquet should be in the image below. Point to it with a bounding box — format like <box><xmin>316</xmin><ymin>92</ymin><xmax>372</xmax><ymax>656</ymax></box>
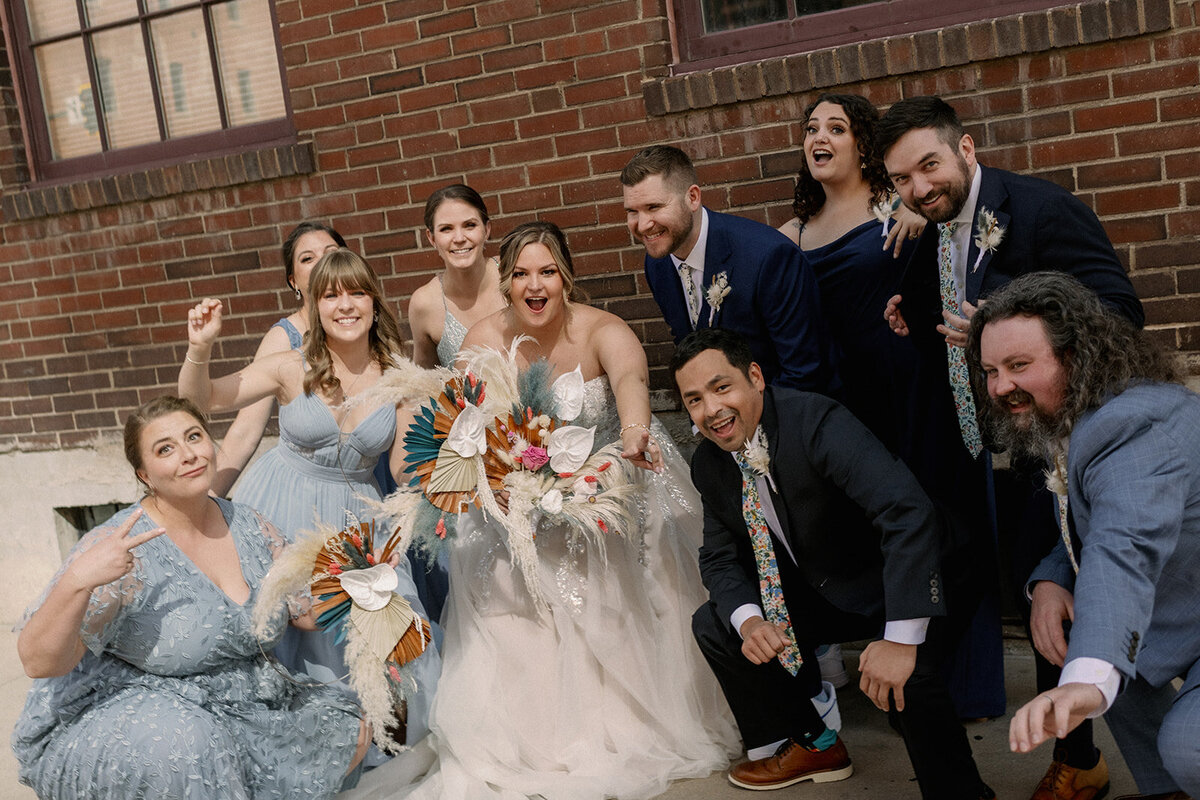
<box><xmin>253</xmin><ymin>520</ymin><xmax>431</xmax><ymax>754</ymax></box>
<box><xmin>375</xmin><ymin>338</ymin><xmax>639</xmax><ymax>603</ymax></box>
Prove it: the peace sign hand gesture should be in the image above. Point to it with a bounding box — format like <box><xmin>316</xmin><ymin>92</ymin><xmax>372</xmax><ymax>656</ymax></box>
<box><xmin>65</xmin><ymin>509</ymin><xmax>167</xmax><ymax>594</ymax></box>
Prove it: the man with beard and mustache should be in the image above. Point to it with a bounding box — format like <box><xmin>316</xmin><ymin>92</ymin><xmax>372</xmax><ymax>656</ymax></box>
<box><xmin>967</xmin><ymin>272</ymin><xmax>1199</xmax><ymax>800</ymax></box>
<box><xmin>620</xmin><ymin>144</ymin><xmax>838</xmax><ymax>392</ymax></box>
<box><xmin>877</xmin><ymin>96</ymin><xmax>1145</xmax><ymax>800</ymax></box>
<box><xmin>674</xmin><ymin>326</ymin><xmax>994</xmax><ymax>798</ymax></box>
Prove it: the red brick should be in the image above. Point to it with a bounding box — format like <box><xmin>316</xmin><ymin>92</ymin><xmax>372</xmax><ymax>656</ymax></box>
<box><xmin>1077</xmin><ymin>158</ymin><xmax>1162</xmax><ymax>189</ymax></box>
<box><xmin>473</xmin><ymin>94</ymin><xmax>530</xmax><ymax>123</ymax></box>
<box><xmin>1064</xmin><ymin>39</ymin><xmax>1153</xmax><ymax>74</ymax></box>
<box><xmin>1103</xmin><ymin>215</ymin><xmax>1166</xmax><ymax>245</ymax></box>
<box><xmin>332</xmin><ymin>4</ymin><xmax>386</xmax><ymax>34</ymax></box>
<box><xmin>459</xmin><ymin>120</ymin><xmax>517</xmax><ymax>147</ymax></box>
<box><xmin>515</xmin><ymin>62</ymin><xmax>577</xmax><ymax>90</ymax></box>
<box><xmin>1027</xmin><ymin>76</ymin><xmax>1111</xmax><ymax>108</ymax></box>
<box><xmin>1094</xmin><ymin>185</ymin><xmax>1181</xmax><ymax>216</ymax></box>
<box><xmin>513</xmin><ymin>12</ymin><xmax>573</xmax><ymax>43</ymax></box>
<box><xmin>451</xmin><ymin>27</ymin><xmax>511</xmax><ymax>54</ymax></box>
<box><xmin>457</xmin><ymin>73</ymin><xmax>518</xmax><ymax>102</ymax></box>
<box><xmin>1120</xmin><ymin>123</ymin><xmax>1200</xmax><ymax>155</ymax></box>
<box><xmin>1030</xmin><ymin>134</ymin><xmax>1115</xmax><ymax>167</ymax></box>
<box><xmin>398</xmin><ymin>84</ymin><xmax>457</xmax><ymax>113</ymax></box>
<box><xmin>1113</xmin><ymin>62</ymin><xmax>1200</xmax><ymax>97</ymax></box>
<box><xmin>362</xmin><ymin>20</ymin><xmax>419</xmax><ymax>51</ymax></box>
<box><xmin>1073</xmin><ymin>100</ymin><xmax>1157</xmax><ymax>132</ymax></box>
<box><xmin>498</xmin><ymin>184</ymin><xmax>563</xmax><ymax>213</ymax></box>
<box><xmin>555</xmin><ymin>127</ymin><xmax>618</xmax><ymax>157</ymax></box>
<box><xmin>425</xmin><ymin>55</ymin><xmax>483</xmax><ymax>84</ymax></box>
<box><xmin>400</xmin><ymin>131</ymin><xmax>458</xmax><ymax>157</ymax></box>
<box><xmin>483</xmin><ymin>44</ymin><xmax>543</xmax><ymax>72</ymax></box>
<box><xmin>419</xmin><ymin>9</ymin><xmax>476</xmax><ymax>37</ymax></box>
<box><xmin>1168</xmin><ymin>209</ymin><xmax>1200</xmax><ymax>237</ymax></box>
<box><xmin>306</xmin><ymin>32</ymin><xmax>364</xmax><ymax>63</ymax></box>
<box><xmin>528</xmin><ymin>157</ymin><xmax>591</xmax><ymax>185</ymax></box>
<box><xmin>1161</xmin><ymin>91</ymin><xmax>1200</xmax><ymax>122</ymax></box>
<box><xmin>563</xmin><ymin>77</ymin><xmax>627</xmax><ymax>106</ymax></box>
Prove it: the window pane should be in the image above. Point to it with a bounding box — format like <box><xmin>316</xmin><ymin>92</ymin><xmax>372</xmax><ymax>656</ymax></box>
<box><xmin>34</xmin><ymin>39</ymin><xmax>102</xmax><ymax>160</ymax></box>
<box><xmin>150</xmin><ymin>10</ymin><xmax>221</xmax><ymax>138</ymax></box>
<box><xmin>796</xmin><ymin>0</ymin><xmax>877</xmax><ymax>16</ymax></box>
<box><xmin>92</xmin><ymin>25</ymin><xmax>160</xmax><ymax>149</ymax></box>
<box><xmin>84</xmin><ymin>0</ymin><xmax>141</xmax><ymax>28</ymax></box>
<box><xmin>701</xmin><ymin>0</ymin><xmax>788</xmax><ymax>32</ymax></box>
<box><xmin>24</xmin><ymin>0</ymin><xmax>80</xmax><ymax>40</ymax></box>
<box><xmin>211</xmin><ymin>0</ymin><xmax>286</xmax><ymax>126</ymax></box>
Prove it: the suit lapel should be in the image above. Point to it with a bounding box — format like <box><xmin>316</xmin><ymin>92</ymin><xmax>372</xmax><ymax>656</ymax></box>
<box><xmin>965</xmin><ymin>167</ymin><xmax>1010</xmax><ymax>304</ymax></box>
<box><xmin>759</xmin><ymin>389</ymin><xmax>792</xmax><ymax>544</ymax></box>
<box><xmin>697</xmin><ymin>209</ymin><xmax>727</xmax><ymax>329</ymax></box>
<box><xmin>647</xmin><ymin>257</ymin><xmax>693</xmax><ymax>338</ymax></box>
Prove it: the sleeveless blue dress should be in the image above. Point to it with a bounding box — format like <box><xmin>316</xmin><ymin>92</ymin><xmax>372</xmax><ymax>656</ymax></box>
<box><xmin>12</xmin><ymin>499</ymin><xmax>361</xmax><ymax>799</ymax></box>
<box><xmin>234</xmin><ymin>392</ymin><xmax>441</xmax><ymax>748</ymax></box>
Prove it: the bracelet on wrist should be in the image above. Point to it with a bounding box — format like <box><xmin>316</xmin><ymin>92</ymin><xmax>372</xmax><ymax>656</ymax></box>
<box><xmin>185</xmin><ymin>354</ymin><xmax>208</xmax><ymax>366</ymax></box>
<box><xmin>620</xmin><ymin>422</ymin><xmax>650</xmax><ymax>435</ymax></box>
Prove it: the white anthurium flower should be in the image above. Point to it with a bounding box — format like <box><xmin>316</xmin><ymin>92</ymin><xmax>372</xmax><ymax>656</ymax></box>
<box><xmin>539</xmin><ymin>488</ymin><xmax>564</xmax><ymax>514</ymax></box>
<box><xmin>338</xmin><ymin>563</ymin><xmax>398</xmax><ymax>612</ymax></box>
<box><xmin>552</xmin><ymin>365</ymin><xmax>585</xmax><ymax>421</ymax></box>
<box><xmin>546</xmin><ymin>425</ymin><xmax>596</xmax><ymax>473</ymax></box>
<box><xmin>446</xmin><ymin>402</ymin><xmax>488</xmax><ymax>458</ymax></box>
<box><xmin>571</xmin><ymin>476</ymin><xmax>598</xmax><ymax>500</ymax></box>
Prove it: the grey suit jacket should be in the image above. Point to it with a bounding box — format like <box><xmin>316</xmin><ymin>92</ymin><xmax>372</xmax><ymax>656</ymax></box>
<box><xmin>1031</xmin><ymin>382</ymin><xmax>1200</xmax><ymax>694</ymax></box>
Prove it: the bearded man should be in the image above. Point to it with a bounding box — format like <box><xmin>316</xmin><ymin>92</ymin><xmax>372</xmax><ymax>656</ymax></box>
<box><xmin>967</xmin><ymin>272</ymin><xmax>1199</xmax><ymax>800</ymax></box>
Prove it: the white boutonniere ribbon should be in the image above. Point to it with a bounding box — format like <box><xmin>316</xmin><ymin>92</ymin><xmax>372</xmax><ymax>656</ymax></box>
<box><xmin>972</xmin><ymin>207</ymin><xmax>1006</xmax><ymax>272</ymax></box>
<box><xmin>706</xmin><ymin>271</ymin><xmax>730</xmax><ymax>326</ymax></box>
<box><xmin>742</xmin><ymin>425</ymin><xmax>777</xmax><ymax>493</ymax></box>
<box><xmin>872</xmin><ymin>195</ymin><xmax>903</xmax><ymax>239</ymax></box>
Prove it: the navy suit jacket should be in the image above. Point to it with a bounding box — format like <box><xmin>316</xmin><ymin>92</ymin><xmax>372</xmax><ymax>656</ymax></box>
<box><xmin>645</xmin><ymin>208</ymin><xmax>837</xmax><ymax>391</ymax></box>
<box><xmin>1030</xmin><ymin>383</ymin><xmax>1200</xmax><ymax>697</ymax></box>
<box><xmin>900</xmin><ymin>166</ymin><xmax>1144</xmax><ymax>337</ymax></box>
<box><xmin>690</xmin><ymin>387</ymin><xmax>949</xmax><ymax>633</ymax></box>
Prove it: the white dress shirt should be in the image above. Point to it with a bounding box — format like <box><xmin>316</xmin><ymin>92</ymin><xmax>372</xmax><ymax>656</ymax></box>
<box><xmin>669</xmin><ymin>208</ymin><xmax>709</xmax><ymax>320</ymax></box>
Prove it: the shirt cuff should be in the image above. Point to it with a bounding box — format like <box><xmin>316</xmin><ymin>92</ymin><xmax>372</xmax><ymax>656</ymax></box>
<box><xmin>884</xmin><ymin>618</ymin><xmax>930</xmax><ymax>645</ymax></box>
<box><xmin>731</xmin><ymin>604</ymin><xmax>764</xmax><ymax>639</ymax></box>
<box><xmin>1060</xmin><ymin>657</ymin><xmax>1120</xmax><ymax>716</ymax></box>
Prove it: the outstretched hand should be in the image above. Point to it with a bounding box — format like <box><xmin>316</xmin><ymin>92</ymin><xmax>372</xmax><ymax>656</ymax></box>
<box><xmin>620</xmin><ymin>425</ymin><xmax>663</xmax><ymax>474</ymax></box>
<box><xmin>187</xmin><ymin>298</ymin><xmax>224</xmax><ymax>348</ymax></box>
<box><xmin>1009</xmin><ymin>683</ymin><xmax>1103</xmax><ymax>754</ymax></box>
<box><xmin>65</xmin><ymin>508</ymin><xmax>166</xmax><ymax>593</ymax></box>
<box><xmin>858</xmin><ymin>639</ymin><xmax>917</xmax><ymax>712</ymax></box>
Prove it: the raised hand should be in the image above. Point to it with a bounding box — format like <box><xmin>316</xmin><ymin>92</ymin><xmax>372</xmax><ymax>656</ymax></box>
<box><xmin>187</xmin><ymin>298</ymin><xmax>224</xmax><ymax>348</ymax></box>
<box><xmin>64</xmin><ymin>508</ymin><xmax>167</xmax><ymax>593</ymax></box>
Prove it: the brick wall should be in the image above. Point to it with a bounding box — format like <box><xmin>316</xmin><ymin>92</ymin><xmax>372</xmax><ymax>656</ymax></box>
<box><xmin>2</xmin><ymin>0</ymin><xmax>1199</xmax><ymax>455</ymax></box>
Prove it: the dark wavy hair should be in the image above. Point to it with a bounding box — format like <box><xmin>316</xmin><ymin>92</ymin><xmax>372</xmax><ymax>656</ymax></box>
<box><xmin>670</xmin><ymin>327</ymin><xmax>755</xmax><ymax>379</ymax></box>
<box><xmin>423</xmin><ymin>184</ymin><xmax>490</xmax><ymax>231</ymax></box>
<box><xmin>792</xmin><ymin>93</ymin><xmax>891</xmax><ymax>223</ymax></box>
<box><xmin>282</xmin><ymin>221</ymin><xmax>347</xmax><ymax>296</ymax></box>
<box><xmin>303</xmin><ymin>249</ymin><xmax>404</xmax><ymax>396</ymax></box>
<box><xmin>966</xmin><ymin>272</ymin><xmax>1176</xmax><ymax>437</ymax></box>
<box><xmin>875</xmin><ymin>95</ymin><xmax>965</xmax><ymax>161</ymax></box>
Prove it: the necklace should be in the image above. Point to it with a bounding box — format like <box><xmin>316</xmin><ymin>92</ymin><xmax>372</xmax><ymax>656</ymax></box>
<box><xmin>332</xmin><ymin>355</ymin><xmax>373</xmax><ymax>402</ymax></box>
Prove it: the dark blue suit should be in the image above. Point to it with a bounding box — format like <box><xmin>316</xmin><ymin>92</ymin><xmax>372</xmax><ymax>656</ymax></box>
<box><xmin>645</xmin><ymin>208</ymin><xmax>837</xmax><ymax>392</ymax></box>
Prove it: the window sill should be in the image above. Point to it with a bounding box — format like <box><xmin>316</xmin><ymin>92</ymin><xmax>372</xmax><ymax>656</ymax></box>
<box><xmin>0</xmin><ymin>141</ymin><xmax>316</xmax><ymax>222</ymax></box>
<box><xmin>643</xmin><ymin>0</ymin><xmax>1171</xmax><ymax>116</ymax></box>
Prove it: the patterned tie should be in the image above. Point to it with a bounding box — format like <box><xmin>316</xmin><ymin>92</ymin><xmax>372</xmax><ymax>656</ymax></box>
<box><xmin>732</xmin><ymin>451</ymin><xmax>802</xmax><ymax>676</ymax></box>
<box><xmin>678</xmin><ymin>261</ymin><xmax>701</xmax><ymax>328</ymax></box>
<box><xmin>938</xmin><ymin>222</ymin><xmax>983</xmax><ymax>458</ymax></box>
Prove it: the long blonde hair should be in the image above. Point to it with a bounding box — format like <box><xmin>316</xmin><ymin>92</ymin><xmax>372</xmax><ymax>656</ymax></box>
<box><xmin>303</xmin><ymin>249</ymin><xmax>404</xmax><ymax>396</ymax></box>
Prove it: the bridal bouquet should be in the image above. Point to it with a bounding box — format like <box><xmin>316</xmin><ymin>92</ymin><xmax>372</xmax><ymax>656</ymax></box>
<box><xmin>252</xmin><ymin>519</ymin><xmax>432</xmax><ymax>754</ymax></box>
<box><xmin>374</xmin><ymin>338</ymin><xmax>639</xmax><ymax>602</ymax></box>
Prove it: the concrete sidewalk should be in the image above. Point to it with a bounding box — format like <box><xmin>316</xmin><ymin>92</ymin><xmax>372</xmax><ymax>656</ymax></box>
<box><xmin>2</xmin><ymin>631</ymin><xmax>1137</xmax><ymax>800</ymax></box>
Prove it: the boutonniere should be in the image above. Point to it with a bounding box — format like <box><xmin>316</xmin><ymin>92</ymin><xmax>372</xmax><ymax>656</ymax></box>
<box><xmin>872</xmin><ymin>194</ymin><xmax>903</xmax><ymax>239</ymax></box>
<box><xmin>742</xmin><ymin>425</ymin><xmax>777</xmax><ymax>493</ymax></box>
<box><xmin>706</xmin><ymin>271</ymin><xmax>730</xmax><ymax>325</ymax></box>
<box><xmin>972</xmin><ymin>207</ymin><xmax>1006</xmax><ymax>272</ymax></box>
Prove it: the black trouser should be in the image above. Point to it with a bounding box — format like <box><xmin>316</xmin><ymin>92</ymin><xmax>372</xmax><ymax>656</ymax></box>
<box><xmin>692</xmin><ymin>568</ymin><xmax>990</xmax><ymax>800</ymax></box>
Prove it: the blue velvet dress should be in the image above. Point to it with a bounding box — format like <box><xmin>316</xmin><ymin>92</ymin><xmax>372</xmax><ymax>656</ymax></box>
<box><xmin>12</xmin><ymin>499</ymin><xmax>360</xmax><ymax>800</ymax></box>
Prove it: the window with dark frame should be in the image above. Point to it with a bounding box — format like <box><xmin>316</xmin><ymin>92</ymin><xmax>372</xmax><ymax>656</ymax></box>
<box><xmin>4</xmin><ymin>0</ymin><xmax>293</xmax><ymax>185</ymax></box>
<box><xmin>673</xmin><ymin>0</ymin><xmax>1076</xmax><ymax>73</ymax></box>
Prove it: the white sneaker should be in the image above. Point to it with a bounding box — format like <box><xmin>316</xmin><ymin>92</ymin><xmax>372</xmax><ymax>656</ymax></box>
<box><xmin>811</xmin><ymin>680</ymin><xmax>842</xmax><ymax>732</ymax></box>
<box><xmin>817</xmin><ymin>643</ymin><xmax>850</xmax><ymax>688</ymax></box>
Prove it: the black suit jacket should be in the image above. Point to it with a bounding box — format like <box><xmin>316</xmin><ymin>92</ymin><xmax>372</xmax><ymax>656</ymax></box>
<box><xmin>690</xmin><ymin>387</ymin><xmax>950</xmax><ymax>633</ymax></box>
<box><xmin>900</xmin><ymin>165</ymin><xmax>1145</xmax><ymax>337</ymax></box>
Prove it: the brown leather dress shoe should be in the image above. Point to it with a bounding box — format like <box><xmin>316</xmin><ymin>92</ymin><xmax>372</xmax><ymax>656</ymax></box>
<box><xmin>1031</xmin><ymin>750</ymin><xmax>1110</xmax><ymax>800</ymax></box>
<box><xmin>728</xmin><ymin>737</ymin><xmax>853</xmax><ymax>790</ymax></box>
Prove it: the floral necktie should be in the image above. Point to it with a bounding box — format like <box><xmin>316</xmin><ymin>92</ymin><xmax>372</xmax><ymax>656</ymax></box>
<box><xmin>732</xmin><ymin>451</ymin><xmax>801</xmax><ymax>676</ymax></box>
<box><xmin>678</xmin><ymin>261</ymin><xmax>701</xmax><ymax>329</ymax></box>
<box><xmin>938</xmin><ymin>222</ymin><xmax>982</xmax><ymax>458</ymax></box>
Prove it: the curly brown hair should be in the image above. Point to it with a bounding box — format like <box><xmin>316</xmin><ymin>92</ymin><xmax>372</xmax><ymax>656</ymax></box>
<box><xmin>792</xmin><ymin>93</ymin><xmax>892</xmax><ymax>224</ymax></box>
<box><xmin>302</xmin><ymin>249</ymin><xmax>404</xmax><ymax>396</ymax></box>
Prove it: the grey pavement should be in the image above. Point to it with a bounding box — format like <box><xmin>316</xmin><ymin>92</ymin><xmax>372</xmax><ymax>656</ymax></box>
<box><xmin>2</xmin><ymin>631</ymin><xmax>1137</xmax><ymax>800</ymax></box>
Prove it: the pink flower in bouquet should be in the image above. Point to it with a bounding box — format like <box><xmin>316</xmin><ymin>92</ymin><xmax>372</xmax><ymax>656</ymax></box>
<box><xmin>520</xmin><ymin>445</ymin><xmax>549</xmax><ymax>471</ymax></box>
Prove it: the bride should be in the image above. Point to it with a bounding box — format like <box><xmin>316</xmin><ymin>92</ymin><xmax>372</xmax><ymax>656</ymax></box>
<box><xmin>360</xmin><ymin>221</ymin><xmax>739</xmax><ymax>799</ymax></box>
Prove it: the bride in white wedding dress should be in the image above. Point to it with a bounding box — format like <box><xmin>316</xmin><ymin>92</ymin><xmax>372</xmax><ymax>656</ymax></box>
<box><xmin>349</xmin><ymin>221</ymin><xmax>738</xmax><ymax>799</ymax></box>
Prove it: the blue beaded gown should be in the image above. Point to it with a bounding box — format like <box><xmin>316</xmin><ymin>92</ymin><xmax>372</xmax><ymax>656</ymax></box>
<box><xmin>12</xmin><ymin>499</ymin><xmax>361</xmax><ymax>800</ymax></box>
<box><xmin>233</xmin><ymin>391</ymin><xmax>441</xmax><ymax>749</ymax></box>
<box><xmin>801</xmin><ymin>219</ymin><xmax>1006</xmax><ymax>719</ymax></box>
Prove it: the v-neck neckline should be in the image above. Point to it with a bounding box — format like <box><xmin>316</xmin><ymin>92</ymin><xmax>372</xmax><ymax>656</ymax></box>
<box><xmin>141</xmin><ymin>498</ymin><xmax>251</xmax><ymax>608</ymax></box>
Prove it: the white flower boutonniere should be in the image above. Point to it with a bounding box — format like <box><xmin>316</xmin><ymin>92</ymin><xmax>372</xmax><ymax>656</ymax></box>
<box><xmin>972</xmin><ymin>207</ymin><xmax>1006</xmax><ymax>272</ymax></box>
<box><xmin>706</xmin><ymin>271</ymin><xmax>730</xmax><ymax>326</ymax></box>
<box><xmin>742</xmin><ymin>425</ymin><xmax>777</xmax><ymax>493</ymax></box>
<box><xmin>872</xmin><ymin>194</ymin><xmax>903</xmax><ymax>239</ymax></box>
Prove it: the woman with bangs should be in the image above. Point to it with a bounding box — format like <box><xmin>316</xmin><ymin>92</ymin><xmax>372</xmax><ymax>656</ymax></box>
<box><xmin>178</xmin><ymin>248</ymin><xmax>441</xmax><ymax>758</ymax></box>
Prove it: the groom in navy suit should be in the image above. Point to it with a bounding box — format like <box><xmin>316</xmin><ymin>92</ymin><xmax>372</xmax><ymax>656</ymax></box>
<box><xmin>620</xmin><ymin>145</ymin><xmax>837</xmax><ymax>392</ymax></box>
<box><xmin>969</xmin><ymin>273</ymin><xmax>1199</xmax><ymax>800</ymax></box>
